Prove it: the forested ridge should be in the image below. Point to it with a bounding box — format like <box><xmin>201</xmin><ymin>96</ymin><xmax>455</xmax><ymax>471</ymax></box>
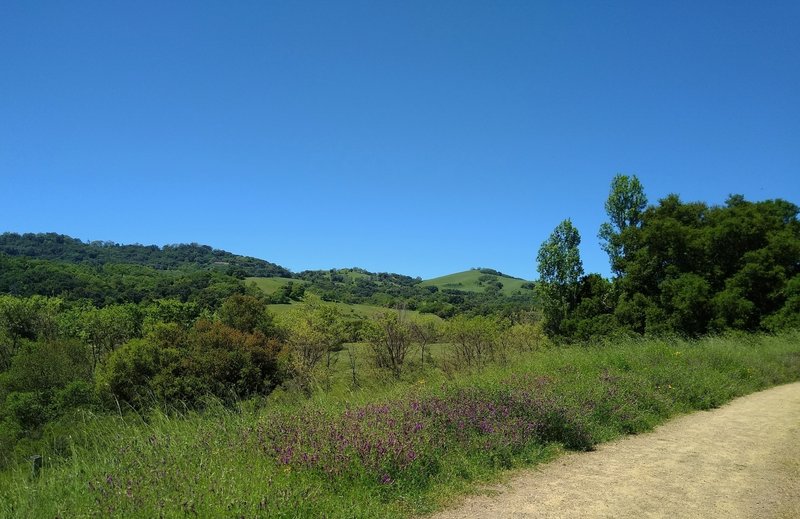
<box><xmin>0</xmin><ymin>232</ymin><xmax>292</xmax><ymax>277</ymax></box>
<box><xmin>0</xmin><ymin>254</ymin><xmax>248</xmax><ymax>308</ymax></box>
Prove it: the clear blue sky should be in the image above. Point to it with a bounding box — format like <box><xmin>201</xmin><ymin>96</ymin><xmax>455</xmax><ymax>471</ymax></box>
<box><xmin>1</xmin><ymin>1</ymin><xmax>798</xmax><ymax>279</ymax></box>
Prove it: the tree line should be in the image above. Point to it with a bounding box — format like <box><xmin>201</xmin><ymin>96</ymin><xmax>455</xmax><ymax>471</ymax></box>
<box><xmin>0</xmin><ymin>232</ymin><xmax>291</xmax><ymax>277</ymax></box>
<box><xmin>0</xmin><ymin>254</ymin><xmax>248</xmax><ymax>308</ymax></box>
<box><xmin>536</xmin><ymin>175</ymin><xmax>800</xmax><ymax>339</ymax></box>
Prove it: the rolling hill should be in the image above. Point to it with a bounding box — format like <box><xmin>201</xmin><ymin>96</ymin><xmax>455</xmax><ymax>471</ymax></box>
<box><xmin>420</xmin><ymin>269</ymin><xmax>532</xmax><ymax>296</ymax></box>
<box><xmin>2</xmin><ymin>232</ymin><xmax>537</xmax><ymax>317</ymax></box>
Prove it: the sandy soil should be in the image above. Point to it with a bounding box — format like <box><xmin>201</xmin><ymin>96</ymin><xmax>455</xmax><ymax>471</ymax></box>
<box><xmin>430</xmin><ymin>382</ymin><xmax>800</xmax><ymax>519</ymax></box>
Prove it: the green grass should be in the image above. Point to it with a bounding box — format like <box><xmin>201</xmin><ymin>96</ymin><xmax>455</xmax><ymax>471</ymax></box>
<box><xmin>421</xmin><ymin>269</ymin><xmax>530</xmax><ymax>295</ymax></box>
<box><xmin>247</xmin><ymin>276</ymin><xmax>439</xmax><ymax>320</ymax></box>
<box><xmin>267</xmin><ymin>301</ymin><xmax>438</xmax><ymax>320</ymax></box>
<box><xmin>245</xmin><ymin>276</ymin><xmax>304</xmax><ymax>294</ymax></box>
<box><xmin>2</xmin><ymin>332</ymin><xmax>799</xmax><ymax>518</ymax></box>
<box><xmin>303</xmin><ymin>341</ymin><xmax>450</xmax><ymax>401</ymax></box>
<box><xmin>247</xmin><ymin>270</ymin><xmax>372</xmax><ymax>296</ymax></box>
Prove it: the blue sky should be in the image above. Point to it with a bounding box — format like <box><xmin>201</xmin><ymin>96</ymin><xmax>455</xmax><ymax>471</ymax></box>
<box><xmin>1</xmin><ymin>1</ymin><xmax>798</xmax><ymax>279</ymax></box>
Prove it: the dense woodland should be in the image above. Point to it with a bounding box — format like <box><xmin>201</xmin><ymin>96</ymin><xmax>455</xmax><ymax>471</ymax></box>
<box><xmin>0</xmin><ymin>233</ymin><xmax>291</xmax><ymax>277</ymax></box>
<box><xmin>0</xmin><ymin>176</ymin><xmax>798</xmax><ymax>467</ymax></box>
<box><xmin>537</xmin><ymin>177</ymin><xmax>800</xmax><ymax>339</ymax></box>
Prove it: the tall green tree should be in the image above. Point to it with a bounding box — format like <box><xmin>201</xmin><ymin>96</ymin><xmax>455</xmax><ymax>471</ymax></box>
<box><xmin>613</xmin><ymin>195</ymin><xmax>800</xmax><ymax>335</ymax></box>
<box><xmin>598</xmin><ymin>174</ymin><xmax>647</xmax><ymax>274</ymax></box>
<box><xmin>536</xmin><ymin>219</ymin><xmax>584</xmax><ymax>335</ymax></box>
<box><xmin>277</xmin><ymin>296</ymin><xmax>346</xmax><ymax>392</ymax></box>
<box><xmin>81</xmin><ymin>304</ymin><xmax>140</xmax><ymax>369</ymax></box>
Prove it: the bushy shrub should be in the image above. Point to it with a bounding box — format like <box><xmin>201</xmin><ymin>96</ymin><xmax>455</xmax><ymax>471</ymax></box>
<box><xmin>0</xmin><ymin>339</ymin><xmax>97</xmax><ymax>467</ymax></box>
<box><xmin>97</xmin><ymin>337</ymin><xmax>175</xmax><ymax>408</ymax></box>
<box><xmin>217</xmin><ymin>294</ymin><xmax>277</xmax><ymax>335</ymax></box>
<box><xmin>363</xmin><ymin>312</ymin><xmax>415</xmax><ymax>378</ymax></box>
<box><xmin>3</xmin><ymin>391</ymin><xmax>49</xmax><ymax>429</ymax></box>
<box><xmin>761</xmin><ymin>275</ymin><xmax>800</xmax><ymax>331</ymax></box>
<box><xmin>446</xmin><ymin>315</ymin><xmax>508</xmax><ymax>368</ymax></box>
<box><xmin>100</xmin><ymin>320</ymin><xmax>282</xmax><ymax>408</ymax></box>
<box><xmin>2</xmin><ymin>339</ymin><xmax>93</xmax><ymax>394</ymax></box>
<box><xmin>501</xmin><ymin>321</ymin><xmax>549</xmax><ymax>352</ymax></box>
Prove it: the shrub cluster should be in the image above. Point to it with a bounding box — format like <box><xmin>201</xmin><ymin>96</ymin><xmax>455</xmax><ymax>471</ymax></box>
<box><xmin>98</xmin><ymin>320</ymin><xmax>282</xmax><ymax>408</ymax></box>
<box><xmin>255</xmin><ymin>376</ymin><xmax>590</xmax><ymax>485</ymax></box>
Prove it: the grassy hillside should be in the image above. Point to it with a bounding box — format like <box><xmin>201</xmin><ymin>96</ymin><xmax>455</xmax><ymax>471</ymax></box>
<box><xmin>247</xmin><ymin>269</ymin><xmax>538</xmax><ymax>320</ymax></box>
<box><xmin>0</xmin><ymin>233</ymin><xmax>539</xmax><ymax>318</ymax></box>
<box><xmin>421</xmin><ymin>269</ymin><xmax>531</xmax><ymax>296</ymax></box>
<box><xmin>246</xmin><ymin>276</ymin><xmax>304</xmax><ymax>295</ymax></box>
<box><xmin>247</xmin><ymin>276</ymin><xmax>436</xmax><ymax>319</ymax></box>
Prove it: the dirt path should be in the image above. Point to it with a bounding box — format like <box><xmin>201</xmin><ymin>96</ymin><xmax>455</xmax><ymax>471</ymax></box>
<box><xmin>431</xmin><ymin>382</ymin><xmax>800</xmax><ymax>519</ymax></box>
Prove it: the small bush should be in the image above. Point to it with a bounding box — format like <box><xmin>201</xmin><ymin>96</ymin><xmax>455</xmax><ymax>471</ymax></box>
<box><xmin>446</xmin><ymin>315</ymin><xmax>508</xmax><ymax>369</ymax></box>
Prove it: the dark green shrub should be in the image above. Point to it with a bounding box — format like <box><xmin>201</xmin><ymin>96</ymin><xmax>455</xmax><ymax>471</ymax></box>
<box><xmin>101</xmin><ymin>320</ymin><xmax>283</xmax><ymax>408</ymax></box>
<box><xmin>3</xmin><ymin>391</ymin><xmax>49</xmax><ymax>429</ymax></box>
<box><xmin>2</xmin><ymin>339</ymin><xmax>92</xmax><ymax>394</ymax></box>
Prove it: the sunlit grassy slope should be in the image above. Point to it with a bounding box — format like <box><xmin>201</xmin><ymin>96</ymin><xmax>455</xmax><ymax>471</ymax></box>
<box><xmin>247</xmin><ymin>276</ymin><xmax>439</xmax><ymax>320</ymax></box>
<box><xmin>421</xmin><ymin>269</ymin><xmax>530</xmax><ymax>295</ymax></box>
<box><xmin>266</xmin><ymin>301</ymin><xmax>436</xmax><ymax>320</ymax></box>
<box><xmin>245</xmin><ymin>276</ymin><xmax>304</xmax><ymax>294</ymax></box>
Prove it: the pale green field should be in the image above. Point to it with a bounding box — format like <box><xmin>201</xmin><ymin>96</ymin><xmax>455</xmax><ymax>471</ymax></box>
<box><xmin>245</xmin><ymin>276</ymin><xmax>305</xmax><ymax>294</ymax></box>
<box><xmin>247</xmin><ymin>276</ymin><xmax>441</xmax><ymax>320</ymax></box>
<box><xmin>267</xmin><ymin>301</ymin><xmax>437</xmax><ymax>320</ymax></box>
<box><xmin>421</xmin><ymin>269</ymin><xmax>531</xmax><ymax>295</ymax></box>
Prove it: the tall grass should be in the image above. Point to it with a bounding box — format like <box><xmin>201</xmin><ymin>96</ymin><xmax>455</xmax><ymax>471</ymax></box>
<box><xmin>1</xmin><ymin>332</ymin><xmax>799</xmax><ymax>518</ymax></box>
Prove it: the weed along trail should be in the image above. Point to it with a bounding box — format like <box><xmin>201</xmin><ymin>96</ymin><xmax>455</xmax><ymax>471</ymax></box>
<box><xmin>431</xmin><ymin>382</ymin><xmax>800</xmax><ymax>519</ymax></box>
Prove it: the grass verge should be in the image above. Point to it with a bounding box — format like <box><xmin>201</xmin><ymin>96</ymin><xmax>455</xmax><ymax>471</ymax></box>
<box><xmin>1</xmin><ymin>332</ymin><xmax>798</xmax><ymax>518</ymax></box>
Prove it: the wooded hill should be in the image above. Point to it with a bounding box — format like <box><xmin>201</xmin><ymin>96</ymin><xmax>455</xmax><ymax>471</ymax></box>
<box><xmin>0</xmin><ymin>232</ymin><xmax>291</xmax><ymax>277</ymax></box>
<box><xmin>0</xmin><ymin>233</ymin><xmax>537</xmax><ymax>317</ymax></box>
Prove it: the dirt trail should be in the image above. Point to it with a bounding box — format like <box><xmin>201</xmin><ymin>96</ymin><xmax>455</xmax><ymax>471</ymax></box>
<box><xmin>431</xmin><ymin>382</ymin><xmax>800</xmax><ymax>519</ymax></box>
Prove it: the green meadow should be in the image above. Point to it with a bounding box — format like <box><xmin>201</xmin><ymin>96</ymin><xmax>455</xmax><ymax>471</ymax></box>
<box><xmin>2</xmin><ymin>332</ymin><xmax>798</xmax><ymax>518</ymax></box>
<box><xmin>245</xmin><ymin>277</ymin><xmax>305</xmax><ymax>295</ymax></box>
<box><xmin>267</xmin><ymin>301</ymin><xmax>437</xmax><ymax>320</ymax></box>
